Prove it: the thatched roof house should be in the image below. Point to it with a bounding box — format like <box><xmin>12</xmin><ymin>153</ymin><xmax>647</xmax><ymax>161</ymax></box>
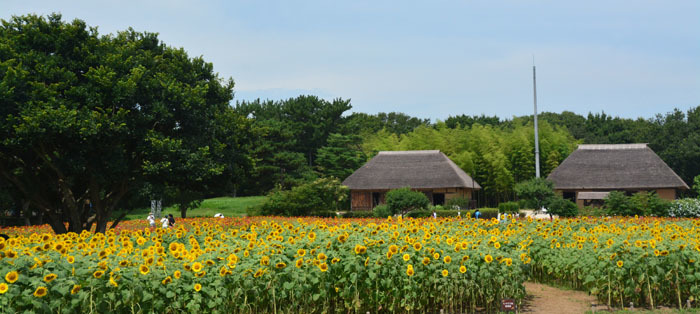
<box><xmin>342</xmin><ymin>150</ymin><xmax>481</xmax><ymax>210</ymax></box>
<box><xmin>547</xmin><ymin>144</ymin><xmax>688</xmax><ymax>207</ymax></box>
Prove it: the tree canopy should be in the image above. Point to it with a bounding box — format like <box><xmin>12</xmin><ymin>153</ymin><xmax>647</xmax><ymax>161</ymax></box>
<box><xmin>0</xmin><ymin>14</ymin><xmax>247</xmax><ymax>233</ymax></box>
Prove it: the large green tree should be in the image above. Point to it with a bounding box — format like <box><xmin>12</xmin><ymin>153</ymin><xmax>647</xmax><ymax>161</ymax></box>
<box><xmin>0</xmin><ymin>14</ymin><xmax>246</xmax><ymax>233</ymax></box>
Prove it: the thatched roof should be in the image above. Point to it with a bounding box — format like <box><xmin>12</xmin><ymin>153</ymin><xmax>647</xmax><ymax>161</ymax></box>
<box><xmin>342</xmin><ymin>150</ymin><xmax>481</xmax><ymax>190</ymax></box>
<box><xmin>547</xmin><ymin>144</ymin><xmax>689</xmax><ymax>190</ymax></box>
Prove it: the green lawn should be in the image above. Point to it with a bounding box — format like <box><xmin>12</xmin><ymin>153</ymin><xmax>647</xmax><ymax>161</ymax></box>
<box><xmin>112</xmin><ymin>196</ymin><xmax>267</xmax><ymax>221</ymax></box>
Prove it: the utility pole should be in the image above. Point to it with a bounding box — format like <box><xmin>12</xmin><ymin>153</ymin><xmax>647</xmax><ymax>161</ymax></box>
<box><xmin>533</xmin><ymin>60</ymin><xmax>541</xmax><ymax>178</ymax></box>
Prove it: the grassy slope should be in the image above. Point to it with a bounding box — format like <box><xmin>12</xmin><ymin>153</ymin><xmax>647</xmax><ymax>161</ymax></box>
<box><xmin>112</xmin><ymin>196</ymin><xmax>267</xmax><ymax>221</ymax></box>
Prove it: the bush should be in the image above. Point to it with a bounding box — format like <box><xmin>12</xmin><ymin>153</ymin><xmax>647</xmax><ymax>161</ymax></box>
<box><xmin>498</xmin><ymin>201</ymin><xmax>520</xmax><ymax>214</ymax></box>
<box><xmin>340</xmin><ymin>211</ymin><xmax>375</xmax><ymax>218</ymax></box>
<box><xmin>630</xmin><ymin>191</ymin><xmax>670</xmax><ymax>216</ymax></box>
<box><xmin>604</xmin><ymin>191</ymin><xmax>636</xmax><ymax>216</ymax></box>
<box><xmin>667</xmin><ymin>198</ymin><xmax>700</xmax><ymax>218</ymax></box>
<box><xmin>605</xmin><ymin>191</ymin><xmax>670</xmax><ymax>217</ymax></box>
<box><xmin>515</xmin><ymin>178</ymin><xmax>555</xmax><ymax>210</ymax></box>
<box><xmin>259</xmin><ymin>178</ymin><xmax>348</xmax><ymax>216</ymax></box>
<box><xmin>373</xmin><ymin>205</ymin><xmax>393</xmax><ymax>218</ymax></box>
<box><xmin>405</xmin><ymin>210</ymin><xmax>432</xmax><ymax>218</ymax></box>
<box><xmin>474</xmin><ymin>208</ymin><xmax>499</xmax><ymax>219</ymax></box>
<box><xmin>310</xmin><ymin>211</ymin><xmax>337</xmax><ymax>218</ymax></box>
<box><xmin>445</xmin><ymin>197</ymin><xmax>471</xmax><ymax>210</ymax></box>
<box><xmin>385</xmin><ymin>187</ymin><xmax>430</xmax><ymax>215</ymax></box>
<box><xmin>545</xmin><ymin>196</ymin><xmax>578</xmax><ymax>217</ymax></box>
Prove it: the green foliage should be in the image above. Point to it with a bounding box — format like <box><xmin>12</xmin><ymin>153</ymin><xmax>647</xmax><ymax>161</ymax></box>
<box><xmin>385</xmin><ymin>187</ymin><xmax>430</xmax><ymax>215</ymax></box>
<box><xmin>545</xmin><ymin>196</ymin><xmax>579</xmax><ymax>217</ymax></box>
<box><xmin>445</xmin><ymin>197</ymin><xmax>471</xmax><ymax>210</ymax></box>
<box><xmin>694</xmin><ymin>175</ymin><xmax>700</xmax><ymax>197</ymax></box>
<box><xmin>498</xmin><ymin>201</ymin><xmax>520</xmax><ymax>214</ymax></box>
<box><xmin>604</xmin><ymin>191</ymin><xmax>636</xmax><ymax>216</ymax></box>
<box><xmin>514</xmin><ymin>178</ymin><xmax>555</xmax><ymax>210</ymax></box>
<box><xmin>315</xmin><ymin>133</ymin><xmax>366</xmax><ymax>180</ymax></box>
<box><xmin>630</xmin><ymin>191</ymin><xmax>670</xmax><ymax>216</ymax></box>
<box><xmin>372</xmin><ymin>204</ymin><xmax>393</xmax><ymax>218</ymax></box>
<box><xmin>0</xmin><ymin>14</ymin><xmax>246</xmax><ymax>233</ymax></box>
<box><xmin>604</xmin><ymin>191</ymin><xmax>670</xmax><ymax>217</ymax></box>
<box><xmin>258</xmin><ymin>178</ymin><xmax>348</xmax><ymax>216</ymax></box>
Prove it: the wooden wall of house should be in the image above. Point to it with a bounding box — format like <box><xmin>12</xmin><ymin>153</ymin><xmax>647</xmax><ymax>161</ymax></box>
<box><xmin>351</xmin><ymin>191</ymin><xmax>372</xmax><ymax>211</ymax></box>
<box><xmin>431</xmin><ymin>188</ymin><xmax>472</xmax><ymax>200</ymax></box>
<box><xmin>655</xmin><ymin>189</ymin><xmax>676</xmax><ymax>200</ymax></box>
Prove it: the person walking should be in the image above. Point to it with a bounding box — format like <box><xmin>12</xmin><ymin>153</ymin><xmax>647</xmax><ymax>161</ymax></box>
<box><xmin>147</xmin><ymin>214</ymin><xmax>155</xmax><ymax>228</ymax></box>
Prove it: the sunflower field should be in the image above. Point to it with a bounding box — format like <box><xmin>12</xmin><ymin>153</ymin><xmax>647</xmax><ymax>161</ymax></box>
<box><xmin>0</xmin><ymin>216</ymin><xmax>699</xmax><ymax>313</ymax></box>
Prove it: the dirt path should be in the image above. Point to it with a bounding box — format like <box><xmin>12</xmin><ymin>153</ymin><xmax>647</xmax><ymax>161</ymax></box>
<box><xmin>520</xmin><ymin>282</ymin><xmax>602</xmax><ymax>314</ymax></box>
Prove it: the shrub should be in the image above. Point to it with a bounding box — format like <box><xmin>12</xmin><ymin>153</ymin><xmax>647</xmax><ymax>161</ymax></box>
<box><xmin>405</xmin><ymin>210</ymin><xmax>432</xmax><ymax>218</ymax></box>
<box><xmin>259</xmin><ymin>178</ymin><xmax>348</xmax><ymax>216</ymax></box>
<box><xmin>667</xmin><ymin>198</ymin><xmax>700</xmax><ymax>218</ymax></box>
<box><xmin>445</xmin><ymin>197</ymin><xmax>471</xmax><ymax>210</ymax></box>
<box><xmin>630</xmin><ymin>191</ymin><xmax>670</xmax><ymax>216</ymax></box>
<box><xmin>498</xmin><ymin>201</ymin><xmax>520</xmax><ymax>214</ymax></box>
<box><xmin>310</xmin><ymin>211</ymin><xmax>337</xmax><ymax>218</ymax></box>
<box><xmin>514</xmin><ymin>178</ymin><xmax>555</xmax><ymax>210</ymax></box>
<box><xmin>385</xmin><ymin>187</ymin><xmax>430</xmax><ymax>215</ymax></box>
<box><xmin>545</xmin><ymin>196</ymin><xmax>578</xmax><ymax>217</ymax></box>
<box><xmin>373</xmin><ymin>205</ymin><xmax>393</xmax><ymax>218</ymax></box>
<box><xmin>604</xmin><ymin>191</ymin><xmax>636</xmax><ymax>216</ymax></box>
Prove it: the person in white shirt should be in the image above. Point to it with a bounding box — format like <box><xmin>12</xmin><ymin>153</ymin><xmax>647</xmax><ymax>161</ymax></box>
<box><xmin>147</xmin><ymin>214</ymin><xmax>155</xmax><ymax>228</ymax></box>
<box><xmin>214</xmin><ymin>213</ymin><xmax>224</xmax><ymax>218</ymax></box>
<box><xmin>160</xmin><ymin>217</ymin><xmax>169</xmax><ymax>228</ymax></box>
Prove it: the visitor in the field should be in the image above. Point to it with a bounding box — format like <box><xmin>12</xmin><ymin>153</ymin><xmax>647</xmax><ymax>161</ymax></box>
<box><xmin>147</xmin><ymin>214</ymin><xmax>155</xmax><ymax>228</ymax></box>
<box><xmin>214</xmin><ymin>213</ymin><xmax>224</xmax><ymax>218</ymax></box>
<box><xmin>160</xmin><ymin>217</ymin><xmax>169</xmax><ymax>228</ymax></box>
<box><xmin>474</xmin><ymin>209</ymin><xmax>481</xmax><ymax>219</ymax></box>
<box><xmin>168</xmin><ymin>214</ymin><xmax>175</xmax><ymax>227</ymax></box>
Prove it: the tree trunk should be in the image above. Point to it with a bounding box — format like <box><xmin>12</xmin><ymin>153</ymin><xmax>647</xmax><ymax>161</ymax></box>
<box><xmin>180</xmin><ymin>204</ymin><xmax>187</xmax><ymax>218</ymax></box>
<box><xmin>45</xmin><ymin>209</ymin><xmax>67</xmax><ymax>234</ymax></box>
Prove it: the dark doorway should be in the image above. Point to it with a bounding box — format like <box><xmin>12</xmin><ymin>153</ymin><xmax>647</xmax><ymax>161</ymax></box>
<box><xmin>372</xmin><ymin>192</ymin><xmax>381</xmax><ymax>207</ymax></box>
<box><xmin>433</xmin><ymin>193</ymin><xmax>445</xmax><ymax>206</ymax></box>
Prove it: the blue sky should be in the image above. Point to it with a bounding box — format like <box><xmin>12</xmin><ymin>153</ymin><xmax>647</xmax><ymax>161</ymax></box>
<box><xmin>2</xmin><ymin>1</ymin><xmax>698</xmax><ymax>121</ymax></box>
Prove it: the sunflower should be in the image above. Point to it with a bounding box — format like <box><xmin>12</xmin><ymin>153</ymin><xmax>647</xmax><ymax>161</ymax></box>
<box><xmin>260</xmin><ymin>256</ymin><xmax>270</xmax><ymax>266</ymax></box>
<box><xmin>93</xmin><ymin>270</ymin><xmax>105</xmax><ymax>279</ymax></box>
<box><xmin>162</xmin><ymin>276</ymin><xmax>172</xmax><ymax>285</ymax></box>
<box><xmin>318</xmin><ymin>263</ymin><xmax>329</xmax><ymax>272</ymax></box>
<box><xmin>403</xmin><ymin>253</ymin><xmax>410</xmax><ymax>262</ymax></box>
<box><xmin>389</xmin><ymin>245</ymin><xmax>399</xmax><ymax>254</ymax></box>
<box><xmin>195</xmin><ymin>271</ymin><xmax>206</xmax><ymax>278</ymax></box>
<box><xmin>70</xmin><ymin>285</ymin><xmax>81</xmax><ymax>294</ymax></box>
<box><xmin>406</xmin><ymin>265</ymin><xmax>414</xmax><ymax>277</ymax></box>
<box><xmin>308</xmin><ymin>232</ymin><xmax>316</xmax><ymax>241</ymax></box>
<box><xmin>43</xmin><ymin>273</ymin><xmax>57</xmax><ymax>283</ymax></box>
<box><xmin>441</xmin><ymin>269</ymin><xmax>449</xmax><ymax>277</ymax></box>
<box><xmin>0</xmin><ymin>283</ymin><xmax>8</xmax><ymax>294</ymax></box>
<box><xmin>5</xmin><ymin>271</ymin><xmax>18</xmax><ymax>284</ymax></box>
<box><xmin>331</xmin><ymin>257</ymin><xmax>340</xmax><ymax>264</ymax></box>
<box><xmin>337</xmin><ymin>234</ymin><xmax>347</xmax><ymax>243</ymax></box>
<box><xmin>139</xmin><ymin>265</ymin><xmax>150</xmax><ymax>275</ymax></box>
<box><xmin>317</xmin><ymin>253</ymin><xmax>327</xmax><ymax>261</ymax></box>
<box><xmin>33</xmin><ymin>286</ymin><xmax>48</xmax><ymax>298</ymax></box>
<box><xmin>413</xmin><ymin>242</ymin><xmax>422</xmax><ymax>251</ymax></box>
<box><xmin>354</xmin><ymin>245</ymin><xmax>367</xmax><ymax>255</ymax></box>
<box><xmin>295</xmin><ymin>259</ymin><xmax>304</xmax><ymax>268</ymax></box>
<box><xmin>296</xmin><ymin>249</ymin><xmax>306</xmax><ymax>257</ymax></box>
<box><xmin>617</xmin><ymin>260</ymin><xmax>623</xmax><ymax>268</ymax></box>
<box><xmin>174</xmin><ymin>271</ymin><xmax>181</xmax><ymax>279</ymax></box>
<box><xmin>66</xmin><ymin>256</ymin><xmax>75</xmax><ymax>264</ymax></box>
<box><xmin>194</xmin><ymin>283</ymin><xmax>202</xmax><ymax>292</ymax></box>
<box><xmin>109</xmin><ymin>276</ymin><xmax>118</xmax><ymax>287</ymax></box>
<box><xmin>459</xmin><ymin>265</ymin><xmax>467</xmax><ymax>273</ymax></box>
<box><xmin>485</xmin><ymin>254</ymin><xmax>493</xmax><ymax>263</ymax></box>
<box><xmin>192</xmin><ymin>262</ymin><xmax>203</xmax><ymax>272</ymax></box>
<box><xmin>275</xmin><ymin>262</ymin><xmax>286</xmax><ymax>269</ymax></box>
<box><xmin>422</xmin><ymin>257</ymin><xmax>431</xmax><ymax>265</ymax></box>
<box><xmin>433</xmin><ymin>252</ymin><xmax>440</xmax><ymax>260</ymax></box>
<box><xmin>443</xmin><ymin>256</ymin><xmax>452</xmax><ymax>264</ymax></box>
